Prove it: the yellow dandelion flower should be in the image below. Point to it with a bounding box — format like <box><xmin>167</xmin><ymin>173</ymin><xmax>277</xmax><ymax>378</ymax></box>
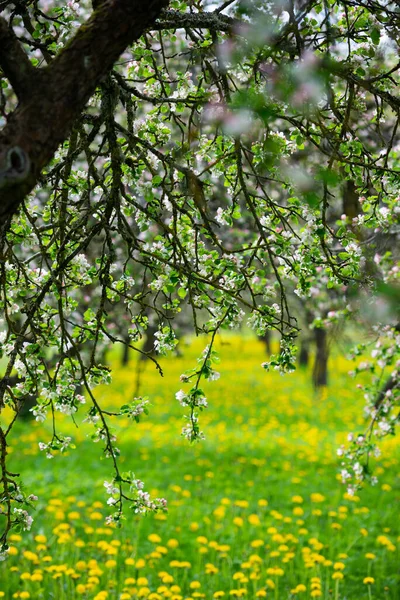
<box><xmin>292</xmin><ymin>496</ymin><xmax>303</xmax><ymax>503</ymax></box>
<box><xmin>213</xmin><ymin>506</ymin><xmax>226</xmax><ymax>519</ymax></box>
<box><xmin>310</xmin><ymin>493</ymin><xmax>325</xmax><ymax>503</ymax></box>
<box><xmin>248</xmin><ymin>514</ymin><xmax>261</xmax><ymax>526</ymax></box>
<box><xmin>190</xmin><ymin>582</ymin><xmax>201</xmax><ymax>589</ymax></box>
<box><xmin>234</xmin><ymin>500</ymin><xmax>249</xmax><ymax>508</ymax></box>
<box><xmin>136</xmin><ymin>559</ymin><xmax>146</xmax><ymax>569</ymax></box>
<box><xmin>34</xmin><ymin>535</ymin><xmax>47</xmax><ymax>544</ymax></box>
<box><xmin>363</xmin><ymin>577</ymin><xmax>375</xmax><ymax>585</ymax></box>
<box><xmin>23</xmin><ymin>551</ymin><xmax>38</xmax><ymax>562</ymax></box>
<box><xmin>229</xmin><ymin>590</ymin><xmax>247</xmax><ymax>597</ymax></box>
<box><xmin>311</xmin><ymin>582</ymin><xmax>321</xmax><ymax>590</ymax></box>
<box><xmin>106</xmin><ymin>560</ymin><xmax>117</xmax><ymax>569</ymax></box>
<box><xmin>205</xmin><ymin>564</ymin><xmax>219</xmax><ymax>575</ymax></box>
<box><xmin>89</xmin><ymin>512</ymin><xmax>103</xmax><ymax>521</ymax></box>
<box><xmin>148</xmin><ymin>534</ymin><xmax>162</xmax><ymax>544</ymax></box>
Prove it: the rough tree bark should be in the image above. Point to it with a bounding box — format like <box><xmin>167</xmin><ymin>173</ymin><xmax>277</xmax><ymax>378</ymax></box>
<box><xmin>0</xmin><ymin>0</ymin><xmax>169</xmax><ymax>228</ymax></box>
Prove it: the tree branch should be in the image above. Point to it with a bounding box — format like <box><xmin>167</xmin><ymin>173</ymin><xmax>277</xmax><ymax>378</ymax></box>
<box><xmin>0</xmin><ymin>0</ymin><xmax>169</xmax><ymax>230</ymax></box>
<box><xmin>153</xmin><ymin>9</ymin><xmax>237</xmax><ymax>33</ymax></box>
<box><xmin>325</xmin><ymin>59</ymin><xmax>400</xmax><ymax>114</ymax></box>
<box><xmin>0</xmin><ymin>17</ymin><xmax>37</xmax><ymax>99</ymax></box>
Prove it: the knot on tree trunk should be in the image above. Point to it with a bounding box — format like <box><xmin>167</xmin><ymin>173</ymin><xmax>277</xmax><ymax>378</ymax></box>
<box><xmin>0</xmin><ymin>146</ymin><xmax>31</xmax><ymax>189</ymax></box>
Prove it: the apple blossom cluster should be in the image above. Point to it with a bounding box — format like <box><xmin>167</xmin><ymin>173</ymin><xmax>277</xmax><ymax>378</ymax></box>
<box><xmin>173</xmin><ymin>345</ymin><xmax>221</xmax><ymax>441</ymax></box>
<box><xmin>12</xmin><ymin>508</ymin><xmax>33</xmax><ymax>532</ymax></box>
<box><xmin>0</xmin><ymin>486</ymin><xmax>37</xmax><ymax>559</ymax></box>
<box><xmin>103</xmin><ymin>474</ymin><xmax>167</xmax><ymax>526</ymax></box>
<box><xmin>338</xmin><ymin>325</ymin><xmax>399</xmax><ymax>495</ymax></box>
<box><xmin>262</xmin><ymin>336</ymin><xmax>298</xmax><ymax>375</ymax></box>
<box><xmin>119</xmin><ymin>397</ymin><xmax>150</xmax><ymax>422</ymax></box>
<box><xmin>154</xmin><ymin>327</ymin><xmax>179</xmax><ymax>356</ymax></box>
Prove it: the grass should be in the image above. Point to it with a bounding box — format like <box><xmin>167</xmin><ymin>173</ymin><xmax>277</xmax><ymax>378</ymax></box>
<box><xmin>0</xmin><ymin>335</ymin><xmax>399</xmax><ymax>599</ymax></box>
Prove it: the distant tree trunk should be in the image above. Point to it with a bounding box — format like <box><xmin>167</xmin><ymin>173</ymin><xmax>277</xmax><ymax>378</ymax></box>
<box><xmin>16</xmin><ymin>394</ymin><xmax>37</xmax><ymax>420</ymax></box>
<box><xmin>342</xmin><ymin>180</ymin><xmax>360</xmax><ymax>220</ymax></box>
<box><xmin>139</xmin><ymin>324</ymin><xmax>158</xmax><ymax>361</ymax></box>
<box><xmin>312</xmin><ymin>328</ymin><xmax>328</xmax><ymax>388</ymax></box>
<box><xmin>298</xmin><ymin>340</ymin><xmax>310</xmax><ymax>367</ymax></box>
<box><xmin>121</xmin><ymin>337</ymin><xmax>130</xmax><ymax>366</ymax></box>
<box><xmin>258</xmin><ymin>331</ymin><xmax>272</xmax><ymax>355</ymax></box>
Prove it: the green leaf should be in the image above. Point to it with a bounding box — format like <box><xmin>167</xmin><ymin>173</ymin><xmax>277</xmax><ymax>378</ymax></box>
<box><xmin>370</xmin><ymin>28</ymin><xmax>380</xmax><ymax>45</ymax></box>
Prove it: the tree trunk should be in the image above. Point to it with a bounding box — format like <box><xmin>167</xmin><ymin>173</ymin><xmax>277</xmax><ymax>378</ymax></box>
<box><xmin>312</xmin><ymin>328</ymin><xmax>328</xmax><ymax>388</ymax></box>
<box><xmin>258</xmin><ymin>331</ymin><xmax>272</xmax><ymax>355</ymax></box>
<box><xmin>298</xmin><ymin>340</ymin><xmax>309</xmax><ymax>368</ymax></box>
<box><xmin>121</xmin><ymin>337</ymin><xmax>130</xmax><ymax>366</ymax></box>
<box><xmin>139</xmin><ymin>324</ymin><xmax>158</xmax><ymax>361</ymax></box>
<box><xmin>342</xmin><ymin>180</ymin><xmax>360</xmax><ymax>220</ymax></box>
<box><xmin>0</xmin><ymin>0</ymin><xmax>168</xmax><ymax>229</ymax></box>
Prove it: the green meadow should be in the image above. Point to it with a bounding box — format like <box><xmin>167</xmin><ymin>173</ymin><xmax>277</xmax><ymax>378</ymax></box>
<box><xmin>1</xmin><ymin>336</ymin><xmax>399</xmax><ymax>600</ymax></box>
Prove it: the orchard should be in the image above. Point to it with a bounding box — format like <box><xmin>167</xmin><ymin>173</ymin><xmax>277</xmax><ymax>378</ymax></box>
<box><xmin>0</xmin><ymin>0</ymin><xmax>399</xmax><ymax>596</ymax></box>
